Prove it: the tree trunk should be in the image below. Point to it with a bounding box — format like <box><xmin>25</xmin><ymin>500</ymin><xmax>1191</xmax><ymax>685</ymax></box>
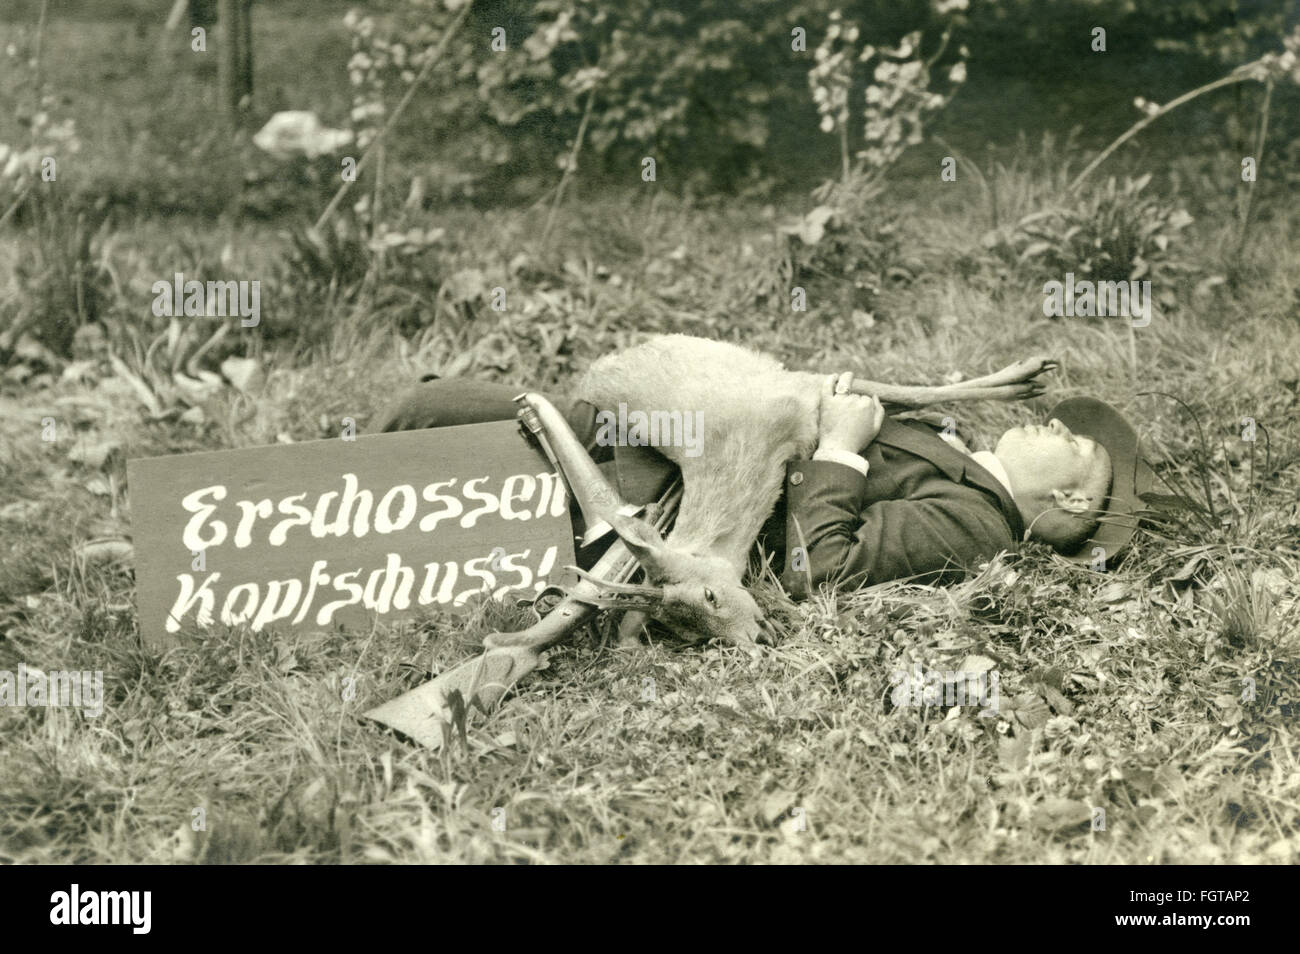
<box><xmin>216</xmin><ymin>0</ymin><xmax>252</xmax><ymax>127</ymax></box>
<box><xmin>238</xmin><ymin>0</ymin><xmax>253</xmax><ymax>111</ymax></box>
<box><xmin>190</xmin><ymin>0</ymin><xmax>217</xmax><ymax>29</ymax></box>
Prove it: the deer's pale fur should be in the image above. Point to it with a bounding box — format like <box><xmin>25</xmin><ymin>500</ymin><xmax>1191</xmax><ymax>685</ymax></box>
<box><xmin>576</xmin><ymin>335</ymin><xmax>826</xmax><ymax>646</ymax></box>
<box><xmin>579</xmin><ymin>335</ymin><xmax>822</xmax><ymax>570</ymax></box>
<box><xmin>572</xmin><ymin>335</ymin><xmax>1057</xmax><ymax>646</ymax></box>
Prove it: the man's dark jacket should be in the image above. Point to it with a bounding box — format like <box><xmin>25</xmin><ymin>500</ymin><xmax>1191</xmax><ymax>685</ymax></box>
<box><xmin>774</xmin><ymin>416</ymin><xmax>1024</xmax><ymax>598</ymax></box>
<box><xmin>376</xmin><ymin>380</ymin><xmax>1025</xmax><ymax>597</ymax></box>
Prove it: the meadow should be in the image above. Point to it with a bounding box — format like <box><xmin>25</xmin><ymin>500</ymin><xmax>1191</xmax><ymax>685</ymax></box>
<box><xmin>0</xmin><ymin>2</ymin><xmax>1297</xmax><ymax>864</ymax></box>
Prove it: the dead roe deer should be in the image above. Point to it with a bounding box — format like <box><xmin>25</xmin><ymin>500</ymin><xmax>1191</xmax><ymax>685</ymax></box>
<box><xmin>574</xmin><ymin>334</ymin><xmax>1053</xmax><ymax>649</ymax></box>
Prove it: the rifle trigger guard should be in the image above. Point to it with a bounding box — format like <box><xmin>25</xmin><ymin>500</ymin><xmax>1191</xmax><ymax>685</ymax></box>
<box><xmin>530</xmin><ymin>585</ymin><xmax>567</xmax><ymax>619</ymax></box>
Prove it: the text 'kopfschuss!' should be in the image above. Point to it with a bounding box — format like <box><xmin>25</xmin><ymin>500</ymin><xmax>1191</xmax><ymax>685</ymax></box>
<box><xmin>128</xmin><ymin>421</ymin><xmax>576</xmax><ymax>648</ymax></box>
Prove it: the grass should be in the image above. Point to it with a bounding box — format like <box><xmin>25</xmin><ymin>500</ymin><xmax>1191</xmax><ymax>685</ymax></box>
<box><xmin>1</xmin><ymin>11</ymin><xmax>1299</xmax><ymax>864</ymax></box>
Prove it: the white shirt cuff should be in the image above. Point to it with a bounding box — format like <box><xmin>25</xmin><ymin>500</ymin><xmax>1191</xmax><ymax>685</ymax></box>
<box><xmin>812</xmin><ymin>447</ymin><xmax>870</xmax><ymax>477</ymax></box>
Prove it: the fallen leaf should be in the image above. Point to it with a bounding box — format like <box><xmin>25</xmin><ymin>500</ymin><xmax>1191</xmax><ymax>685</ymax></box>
<box><xmin>1030</xmin><ymin>797</ymin><xmax>1091</xmax><ymax>831</ymax></box>
<box><xmin>68</xmin><ymin>438</ymin><xmax>121</xmax><ymax>470</ymax></box>
<box><xmin>759</xmin><ymin>787</ymin><xmax>798</xmax><ymax>825</ymax></box>
<box><xmin>1097</xmin><ymin>580</ymin><xmax>1130</xmax><ymax>603</ymax></box>
<box><xmin>959</xmin><ymin>654</ymin><xmax>997</xmax><ymax>674</ymax></box>
<box><xmin>221</xmin><ymin>356</ymin><xmax>264</xmax><ymax>393</ymax></box>
<box><xmin>1037</xmin><ymin>683</ymin><xmax>1075</xmax><ymax>715</ymax></box>
<box><xmin>1168</xmin><ymin>552</ymin><xmax>1207</xmax><ymax>583</ymax></box>
<box><xmin>77</xmin><ymin>539</ymin><xmax>133</xmax><ymax>565</ymax></box>
<box><xmin>60</xmin><ymin>360</ymin><xmax>100</xmax><ymax>384</ymax></box>
<box><xmin>0</xmin><ymin>500</ymin><xmax>41</xmax><ymax>522</ymax></box>
<box><xmin>998</xmin><ymin>733</ymin><xmax>1031</xmax><ymax>770</ymax></box>
<box><xmin>1010</xmin><ymin>693</ymin><xmax>1051</xmax><ymax>730</ymax></box>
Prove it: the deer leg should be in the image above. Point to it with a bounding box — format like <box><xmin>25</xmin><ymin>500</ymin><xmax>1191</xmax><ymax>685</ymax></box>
<box><xmin>856</xmin><ymin>380</ymin><xmax>1048</xmax><ymax>409</ymax></box>
<box><xmin>841</xmin><ymin>355</ymin><xmax>1057</xmax><ymax>409</ymax></box>
<box><xmin>946</xmin><ymin>355</ymin><xmax>1058</xmax><ymax>391</ymax></box>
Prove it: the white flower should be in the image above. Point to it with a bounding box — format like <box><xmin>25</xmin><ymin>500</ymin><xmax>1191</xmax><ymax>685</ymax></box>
<box><xmin>3</xmin><ymin>148</ymin><xmax>38</xmax><ymax>179</ymax></box>
<box><xmin>350</xmin><ymin>101</ymin><xmax>384</xmax><ymax>123</ymax></box>
<box><xmin>948</xmin><ymin>62</ymin><xmax>966</xmax><ymax>83</ymax></box>
<box><xmin>820</xmin><ymin>114</ymin><xmax>835</xmax><ymax>133</ymax></box>
<box><xmin>1133</xmin><ymin>96</ymin><xmax>1160</xmax><ymax>117</ymax></box>
<box><xmin>252</xmin><ymin>111</ymin><xmax>354</xmax><ymax>160</ymax></box>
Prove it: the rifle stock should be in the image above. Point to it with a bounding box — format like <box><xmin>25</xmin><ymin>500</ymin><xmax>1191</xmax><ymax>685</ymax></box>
<box><xmin>364</xmin><ymin>478</ymin><xmax>681</xmax><ymax>750</ymax></box>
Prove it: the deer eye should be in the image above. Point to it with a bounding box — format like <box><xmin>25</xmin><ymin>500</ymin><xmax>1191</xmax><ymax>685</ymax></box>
<box><xmin>703</xmin><ymin>588</ymin><xmax>718</xmax><ymax>608</ymax></box>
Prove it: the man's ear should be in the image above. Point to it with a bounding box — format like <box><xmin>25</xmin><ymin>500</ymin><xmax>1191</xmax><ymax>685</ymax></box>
<box><xmin>1051</xmin><ymin>488</ymin><xmax>1094</xmax><ymax>514</ymax></box>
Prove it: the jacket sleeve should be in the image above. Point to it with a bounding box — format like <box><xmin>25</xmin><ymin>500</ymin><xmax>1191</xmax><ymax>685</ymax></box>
<box><xmin>780</xmin><ymin>459</ymin><xmax>1015</xmax><ymax>599</ymax></box>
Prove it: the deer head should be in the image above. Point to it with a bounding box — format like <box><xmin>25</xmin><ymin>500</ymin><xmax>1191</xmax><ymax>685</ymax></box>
<box><xmin>582</xmin><ymin>513</ymin><xmax>766</xmax><ymax>648</ymax></box>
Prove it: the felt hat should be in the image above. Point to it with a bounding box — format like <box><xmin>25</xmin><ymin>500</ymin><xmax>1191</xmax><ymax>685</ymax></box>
<box><xmin>1047</xmin><ymin>397</ymin><xmax>1154</xmax><ymax>565</ymax></box>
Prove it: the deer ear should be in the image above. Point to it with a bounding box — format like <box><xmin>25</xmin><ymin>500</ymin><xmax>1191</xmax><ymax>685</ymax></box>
<box><xmin>609</xmin><ymin>513</ymin><xmax>673</xmax><ymax>579</ymax></box>
<box><xmin>609</xmin><ymin>513</ymin><xmax>666</xmax><ymax>553</ymax></box>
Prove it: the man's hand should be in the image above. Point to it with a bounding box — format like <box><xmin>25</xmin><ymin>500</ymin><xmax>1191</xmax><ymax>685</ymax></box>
<box><xmin>818</xmin><ymin>372</ymin><xmax>885</xmax><ymax>455</ymax></box>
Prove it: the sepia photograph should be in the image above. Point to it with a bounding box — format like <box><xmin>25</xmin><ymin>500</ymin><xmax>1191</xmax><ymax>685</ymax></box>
<box><xmin>0</xmin><ymin>0</ymin><xmax>1297</xmax><ymax>886</ymax></box>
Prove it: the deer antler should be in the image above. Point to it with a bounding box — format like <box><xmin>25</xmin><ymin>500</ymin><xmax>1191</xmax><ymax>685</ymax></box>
<box><xmin>363</xmin><ymin>480</ymin><xmax>682</xmax><ymax>749</ymax></box>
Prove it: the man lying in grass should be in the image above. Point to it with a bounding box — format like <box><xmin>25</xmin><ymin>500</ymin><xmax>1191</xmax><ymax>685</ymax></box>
<box><xmin>376</xmin><ymin>371</ymin><xmax>1146</xmax><ymax>600</ymax></box>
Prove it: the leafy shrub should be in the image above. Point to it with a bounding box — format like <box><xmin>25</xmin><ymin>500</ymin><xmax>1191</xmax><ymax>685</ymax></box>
<box><xmin>773</xmin><ymin>172</ymin><xmax>909</xmax><ymax>318</ymax></box>
<box><xmin>767</xmin><ymin>9</ymin><xmax>964</xmax><ymax>316</ymax></box>
<box><xmin>986</xmin><ymin>174</ymin><xmax>1194</xmax><ymax>286</ymax></box>
<box><xmin>350</xmin><ymin>0</ymin><xmax>977</xmax><ymax>197</ymax></box>
<box><xmin>282</xmin><ymin>220</ymin><xmax>372</xmax><ymax>302</ymax></box>
<box><xmin>6</xmin><ymin>190</ymin><xmax>111</xmax><ymax>359</ymax></box>
<box><xmin>0</xmin><ymin>30</ymin><xmax>110</xmax><ymax>360</ymax></box>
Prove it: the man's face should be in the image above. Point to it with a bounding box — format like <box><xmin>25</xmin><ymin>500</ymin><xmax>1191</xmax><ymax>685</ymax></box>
<box><xmin>995</xmin><ymin>419</ymin><xmax>1112</xmax><ymax>541</ymax></box>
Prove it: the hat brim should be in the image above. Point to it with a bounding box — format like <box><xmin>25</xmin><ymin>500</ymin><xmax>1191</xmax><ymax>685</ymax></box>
<box><xmin>1046</xmin><ymin>397</ymin><xmax>1153</xmax><ymax>565</ymax></box>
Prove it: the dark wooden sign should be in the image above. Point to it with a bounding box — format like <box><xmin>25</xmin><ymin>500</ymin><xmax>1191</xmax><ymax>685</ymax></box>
<box><xmin>128</xmin><ymin>421</ymin><xmax>576</xmax><ymax>649</ymax></box>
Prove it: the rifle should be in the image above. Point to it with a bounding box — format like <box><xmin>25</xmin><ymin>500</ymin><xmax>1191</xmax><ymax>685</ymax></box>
<box><xmin>365</xmin><ymin>395</ymin><xmax>679</xmax><ymax>749</ymax></box>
